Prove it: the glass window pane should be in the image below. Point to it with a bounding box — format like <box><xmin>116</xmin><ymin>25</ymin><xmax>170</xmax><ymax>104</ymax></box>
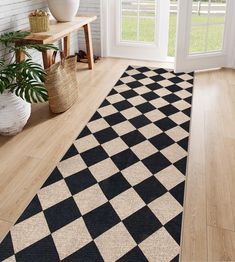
<box><xmin>121</xmin><ymin>0</ymin><xmax>156</xmax><ymax>43</ymax></box>
<box><xmin>122</xmin><ymin>17</ymin><xmax>138</xmax><ymax>41</ymax></box>
<box><xmin>207</xmin><ymin>25</ymin><xmax>224</xmax><ymax>51</ymax></box>
<box><xmin>168</xmin><ymin>10</ymin><xmax>177</xmax><ymax>57</ymax></box>
<box><xmin>139</xmin><ymin>0</ymin><xmax>155</xmax><ymax>15</ymax></box>
<box><xmin>122</xmin><ymin>0</ymin><xmax>138</xmax><ymax>12</ymax></box>
<box><xmin>209</xmin><ymin>0</ymin><xmax>226</xmax><ymax>24</ymax></box>
<box><xmin>139</xmin><ymin>18</ymin><xmax>155</xmax><ymax>42</ymax></box>
<box><xmin>122</xmin><ymin>10</ymin><xmax>138</xmax><ymax>16</ymax></box>
<box><xmin>192</xmin><ymin>0</ymin><xmax>209</xmax><ymax>25</ymax></box>
<box><xmin>189</xmin><ymin>26</ymin><xmax>206</xmax><ymax>53</ymax></box>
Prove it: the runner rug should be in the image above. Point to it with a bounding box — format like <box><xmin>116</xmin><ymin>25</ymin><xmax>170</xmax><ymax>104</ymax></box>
<box><xmin>0</xmin><ymin>66</ymin><xmax>194</xmax><ymax>262</ymax></box>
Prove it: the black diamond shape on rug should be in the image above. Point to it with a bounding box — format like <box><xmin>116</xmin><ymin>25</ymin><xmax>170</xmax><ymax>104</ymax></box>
<box><xmin>16</xmin><ymin>195</ymin><xmax>42</xmax><ymax>224</ymax></box>
<box><xmin>99</xmin><ymin>172</ymin><xmax>131</xmax><ymax>200</ymax></box>
<box><xmin>77</xmin><ymin>126</ymin><xmax>91</xmax><ymax>139</ymax></box>
<box><xmin>44</xmin><ymin>197</ymin><xmax>81</xmax><ymax>233</ymax></box>
<box><xmin>115</xmin><ymin>80</ymin><xmax>125</xmax><ymax>86</ymax></box>
<box><xmin>180</xmin><ymin>121</ymin><xmax>190</xmax><ymax>132</ymax></box>
<box><xmin>178</xmin><ymin>137</ymin><xmax>189</xmax><ymax>151</ymax></box>
<box><xmin>111</xmin><ymin>149</ymin><xmax>139</xmax><ymax>170</ymax></box>
<box><xmin>65</xmin><ymin>169</ymin><xmax>97</xmax><ymax>195</ymax></box>
<box><xmin>129</xmin><ymin>115</ymin><xmax>152</xmax><ymax>129</ymax></box>
<box><xmin>121</xmin><ymin>72</ymin><xmax>129</xmax><ymax>78</ymax></box>
<box><xmin>0</xmin><ymin>233</ymin><xmax>14</xmax><ymax>262</ymax></box>
<box><xmin>63</xmin><ymin>242</ymin><xmax>103</xmax><ymax>262</ymax></box>
<box><xmin>126</xmin><ymin>81</ymin><xmax>143</xmax><ymax>89</ymax></box>
<box><xmin>141</xmin><ymin>91</ymin><xmax>159</xmax><ymax>101</ymax></box>
<box><xmin>174</xmin><ymin>156</ymin><xmax>187</xmax><ymax>174</ymax></box>
<box><xmin>155</xmin><ymin>117</ymin><xmax>177</xmax><ymax>132</ymax></box>
<box><xmin>184</xmin><ymin>96</ymin><xmax>192</xmax><ymax>104</ymax></box>
<box><xmin>109</xmin><ymin>88</ymin><xmax>118</xmax><ymax>95</ymax></box>
<box><xmin>41</xmin><ymin>167</ymin><xmax>63</xmax><ymax>188</ymax></box>
<box><xmin>80</xmin><ymin>146</ymin><xmax>109</xmax><ymax>167</ymax></box>
<box><xmin>121</xmin><ymin>130</ymin><xmax>146</xmax><ymax>147</ymax></box>
<box><xmin>136</xmin><ymin>66</ymin><xmax>150</xmax><ymax>73</ymax></box>
<box><xmin>150</xmin><ymin>75</ymin><xmax>165</xmax><ymax>82</ymax></box>
<box><xmin>166</xmin><ymin>84</ymin><xmax>182</xmax><ymax>93</ymax></box>
<box><xmin>61</xmin><ymin>144</ymin><xmax>78</xmax><ymax>161</ymax></box>
<box><xmin>165</xmin><ymin>212</ymin><xmax>183</xmax><ymax>245</ymax></box>
<box><xmin>83</xmin><ymin>202</ymin><xmax>120</xmax><ymax>239</ymax></box>
<box><xmin>134</xmin><ymin>176</ymin><xmax>167</xmax><ymax>204</ymax></box>
<box><xmin>149</xmin><ymin>133</ymin><xmax>175</xmax><ymax>150</ymax></box>
<box><xmin>136</xmin><ymin>102</ymin><xmax>155</xmax><ymax>113</ymax></box>
<box><xmin>113</xmin><ymin>100</ymin><xmax>133</xmax><ymax>111</ymax></box>
<box><xmin>100</xmin><ymin>99</ymin><xmax>110</xmax><ymax>108</ymax></box>
<box><xmin>146</xmin><ymin>82</ymin><xmax>163</xmax><ymax>91</ymax></box>
<box><xmin>142</xmin><ymin>152</ymin><xmax>171</xmax><ymax>174</ymax></box>
<box><xmin>182</xmin><ymin>108</ymin><xmax>191</xmax><ymax>117</ymax></box>
<box><xmin>169</xmin><ymin>182</ymin><xmax>185</xmax><ymax>206</ymax></box>
<box><xmin>188</xmin><ymin>79</ymin><xmax>194</xmax><ymax>85</ymax></box>
<box><xmin>159</xmin><ymin>104</ymin><xmax>179</xmax><ymax>116</ymax></box>
<box><xmin>93</xmin><ymin>127</ymin><xmax>118</xmax><ymax>144</ymax></box>
<box><xmin>153</xmin><ymin>68</ymin><xmax>168</xmax><ymax>74</ymax></box>
<box><xmin>123</xmin><ymin>206</ymin><xmax>162</xmax><ymax>244</ymax></box>
<box><xmin>15</xmin><ymin>235</ymin><xmax>60</xmax><ymax>262</ymax></box>
<box><xmin>105</xmin><ymin>112</ymin><xmax>126</xmax><ymax>126</ymax></box>
<box><xmin>132</xmin><ymin>73</ymin><xmax>146</xmax><ymax>80</ymax></box>
<box><xmin>186</xmin><ymin>86</ymin><xmax>193</xmax><ymax>94</ymax></box>
<box><xmin>121</xmin><ymin>90</ymin><xmax>139</xmax><ymax>99</ymax></box>
<box><xmin>90</xmin><ymin>112</ymin><xmax>102</xmax><ymax>122</ymax></box>
<box><xmin>163</xmin><ymin>94</ymin><xmax>181</xmax><ymax>104</ymax></box>
<box><xmin>169</xmin><ymin>77</ymin><xmax>183</xmax><ymax>84</ymax></box>
<box><xmin>127</xmin><ymin>65</ymin><xmax>134</xmax><ymax>71</ymax></box>
<box><xmin>171</xmin><ymin>255</ymin><xmax>180</xmax><ymax>262</ymax></box>
<box><xmin>117</xmin><ymin>246</ymin><xmax>148</xmax><ymax>262</ymax></box>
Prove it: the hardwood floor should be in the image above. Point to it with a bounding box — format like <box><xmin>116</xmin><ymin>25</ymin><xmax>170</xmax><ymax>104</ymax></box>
<box><xmin>0</xmin><ymin>58</ymin><xmax>235</xmax><ymax>261</ymax></box>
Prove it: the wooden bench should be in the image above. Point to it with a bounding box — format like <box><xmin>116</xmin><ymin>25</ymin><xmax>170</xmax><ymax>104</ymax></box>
<box><xmin>16</xmin><ymin>15</ymin><xmax>97</xmax><ymax>69</ymax></box>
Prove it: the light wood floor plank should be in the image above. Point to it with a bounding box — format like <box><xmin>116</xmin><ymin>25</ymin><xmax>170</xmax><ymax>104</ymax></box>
<box><xmin>208</xmin><ymin>226</ymin><xmax>235</xmax><ymax>261</ymax></box>
<box><xmin>0</xmin><ymin>220</ymin><xmax>11</xmax><ymax>242</ymax></box>
<box><xmin>181</xmin><ymin>71</ymin><xmax>208</xmax><ymax>261</ymax></box>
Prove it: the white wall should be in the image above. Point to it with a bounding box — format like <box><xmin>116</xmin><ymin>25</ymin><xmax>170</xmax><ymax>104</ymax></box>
<box><xmin>0</xmin><ymin>0</ymin><xmax>101</xmax><ymax>64</ymax></box>
<box><xmin>78</xmin><ymin>0</ymin><xmax>101</xmax><ymax>55</ymax></box>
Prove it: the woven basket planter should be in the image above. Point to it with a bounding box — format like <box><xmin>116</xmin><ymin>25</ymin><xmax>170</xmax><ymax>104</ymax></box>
<box><xmin>45</xmin><ymin>54</ymin><xmax>78</xmax><ymax>113</ymax></box>
<box><xmin>0</xmin><ymin>91</ymin><xmax>31</xmax><ymax>136</ymax></box>
<box><xmin>29</xmin><ymin>16</ymin><xmax>49</xmax><ymax>33</ymax></box>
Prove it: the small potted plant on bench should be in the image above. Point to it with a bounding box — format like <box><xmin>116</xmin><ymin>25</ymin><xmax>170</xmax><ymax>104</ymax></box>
<box><xmin>0</xmin><ymin>31</ymin><xmax>57</xmax><ymax>136</ymax></box>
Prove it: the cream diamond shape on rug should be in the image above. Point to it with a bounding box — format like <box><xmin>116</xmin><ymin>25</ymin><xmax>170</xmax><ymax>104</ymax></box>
<box><xmin>139</xmin><ymin>227</ymin><xmax>180</xmax><ymax>262</ymax></box>
<box><xmin>95</xmin><ymin>223</ymin><xmax>136</xmax><ymax>261</ymax></box>
<box><xmin>148</xmin><ymin>192</ymin><xmax>183</xmax><ymax>224</ymax></box>
<box><xmin>52</xmin><ymin>218</ymin><xmax>92</xmax><ymax>260</ymax></box>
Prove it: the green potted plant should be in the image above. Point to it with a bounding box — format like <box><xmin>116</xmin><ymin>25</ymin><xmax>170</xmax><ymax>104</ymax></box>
<box><xmin>0</xmin><ymin>31</ymin><xmax>57</xmax><ymax>136</ymax></box>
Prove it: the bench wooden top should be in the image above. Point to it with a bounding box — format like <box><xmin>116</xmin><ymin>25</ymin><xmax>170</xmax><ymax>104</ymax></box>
<box><xmin>19</xmin><ymin>15</ymin><xmax>97</xmax><ymax>44</ymax></box>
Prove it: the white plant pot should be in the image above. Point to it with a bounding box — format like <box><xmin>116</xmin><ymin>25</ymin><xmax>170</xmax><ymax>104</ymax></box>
<box><xmin>0</xmin><ymin>91</ymin><xmax>31</xmax><ymax>136</ymax></box>
<box><xmin>47</xmin><ymin>0</ymin><xmax>80</xmax><ymax>22</ymax></box>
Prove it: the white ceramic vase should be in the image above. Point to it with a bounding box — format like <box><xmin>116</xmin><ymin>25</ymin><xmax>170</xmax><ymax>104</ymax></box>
<box><xmin>0</xmin><ymin>91</ymin><xmax>31</xmax><ymax>136</ymax></box>
<box><xmin>47</xmin><ymin>0</ymin><xmax>80</xmax><ymax>22</ymax></box>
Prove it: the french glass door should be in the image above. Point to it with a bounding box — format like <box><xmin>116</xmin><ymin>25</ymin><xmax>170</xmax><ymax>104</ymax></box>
<box><xmin>175</xmin><ymin>0</ymin><xmax>234</xmax><ymax>72</ymax></box>
<box><xmin>106</xmin><ymin>0</ymin><xmax>170</xmax><ymax>61</ymax></box>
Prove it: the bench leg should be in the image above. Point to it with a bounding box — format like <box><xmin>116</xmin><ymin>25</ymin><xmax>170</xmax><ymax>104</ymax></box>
<box><xmin>83</xmin><ymin>23</ymin><xmax>94</xmax><ymax>70</ymax></box>
<box><xmin>15</xmin><ymin>44</ymin><xmax>25</xmax><ymax>63</ymax></box>
<box><xmin>42</xmin><ymin>50</ymin><xmax>53</xmax><ymax>69</ymax></box>
<box><xmin>64</xmin><ymin>34</ymin><xmax>71</xmax><ymax>57</ymax></box>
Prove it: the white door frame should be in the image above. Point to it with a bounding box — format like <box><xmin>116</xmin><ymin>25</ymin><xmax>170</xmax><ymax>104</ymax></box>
<box><xmin>175</xmin><ymin>0</ymin><xmax>235</xmax><ymax>72</ymax></box>
<box><xmin>100</xmin><ymin>0</ymin><xmax>109</xmax><ymax>58</ymax></box>
<box><xmin>100</xmin><ymin>0</ymin><xmax>171</xmax><ymax>62</ymax></box>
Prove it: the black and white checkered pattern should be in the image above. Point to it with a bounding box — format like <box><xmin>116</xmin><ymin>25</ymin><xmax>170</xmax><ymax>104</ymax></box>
<box><xmin>0</xmin><ymin>66</ymin><xmax>194</xmax><ymax>262</ymax></box>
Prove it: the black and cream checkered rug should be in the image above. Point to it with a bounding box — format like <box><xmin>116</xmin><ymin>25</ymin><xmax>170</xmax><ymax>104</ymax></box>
<box><xmin>0</xmin><ymin>66</ymin><xmax>194</xmax><ymax>262</ymax></box>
